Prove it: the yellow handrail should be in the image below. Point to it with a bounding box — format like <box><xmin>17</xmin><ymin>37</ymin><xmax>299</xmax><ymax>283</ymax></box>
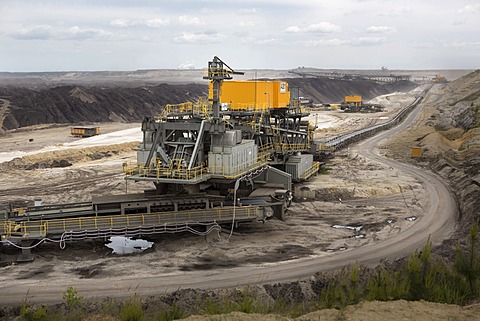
<box><xmin>299</xmin><ymin>161</ymin><xmax>321</xmax><ymax>180</ymax></box>
<box><xmin>3</xmin><ymin>206</ymin><xmax>260</xmax><ymax>237</ymax></box>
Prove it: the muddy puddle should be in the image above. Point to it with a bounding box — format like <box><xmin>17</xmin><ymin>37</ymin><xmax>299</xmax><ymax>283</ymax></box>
<box><xmin>105</xmin><ymin>236</ymin><xmax>154</xmax><ymax>254</ymax></box>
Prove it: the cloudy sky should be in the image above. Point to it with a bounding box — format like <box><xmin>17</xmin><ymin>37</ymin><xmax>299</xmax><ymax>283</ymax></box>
<box><xmin>1</xmin><ymin>0</ymin><xmax>479</xmax><ymax>71</ymax></box>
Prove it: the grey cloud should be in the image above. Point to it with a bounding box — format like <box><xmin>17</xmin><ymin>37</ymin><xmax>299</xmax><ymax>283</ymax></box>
<box><xmin>13</xmin><ymin>25</ymin><xmax>112</xmax><ymax>40</ymax></box>
<box><xmin>353</xmin><ymin>37</ymin><xmax>385</xmax><ymax>46</ymax></box>
<box><xmin>304</xmin><ymin>38</ymin><xmax>350</xmax><ymax>46</ymax></box>
<box><xmin>178</xmin><ymin>16</ymin><xmax>205</xmax><ymax>26</ymax></box>
<box><xmin>110</xmin><ymin>18</ymin><xmax>170</xmax><ymax>28</ymax></box>
<box><xmin>174</xmin><ymin>31</ymin><xmax>224</xmax><ymax>44</ymax></box>
<box><xmin>366</xmin><ymin>26</ymin><xmax>397</xmax><ymax>34</ymax></box>
<box><xmin>284</xmin><ymin>22</ymin><xmax>341</xmax><ymax>33</ymax></box>
<box><xmin>458</xmin><ymin>4</ymin><xmax>480</xmax><ymax>14</ymax></box>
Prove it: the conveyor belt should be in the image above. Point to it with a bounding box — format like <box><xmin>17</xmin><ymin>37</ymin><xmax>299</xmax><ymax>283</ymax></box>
<box><xmin>323</xmin><ymin>91</ymin><xmax>427</xmax><ymax>151</ymax></box>
<box><xmin>3</xmin><ymin>206</ymin><xmax>261</xmax><ymax>241</ymax></box>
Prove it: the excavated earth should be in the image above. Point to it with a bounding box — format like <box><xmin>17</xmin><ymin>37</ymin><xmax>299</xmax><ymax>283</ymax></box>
<box><xmin>0</xmin><ymin>73</ymin><xmax>417</xmax><ymax>132</ymax></box>
<box><xmin>1</xmin><ymin>70</ymin><xmax>479</xmax><ymax>319</ymax></box>
<box><xmin>381</xmin><ymin>70</ymin><xmax>480</xmax><ymax>236</ymax></box>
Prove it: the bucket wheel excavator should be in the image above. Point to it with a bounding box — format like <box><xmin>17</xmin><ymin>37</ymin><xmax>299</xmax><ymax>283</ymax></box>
<box><xmin>1</xmin><ymin>57</ymin><xmax>323</xmax><ymax>261</ymax></box>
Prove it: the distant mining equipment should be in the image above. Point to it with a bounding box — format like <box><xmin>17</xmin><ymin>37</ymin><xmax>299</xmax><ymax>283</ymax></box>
<box><xmin>340</xmin><ymin>95</ymin><xmax>384</xmax><ymax>113</ymax></box>
<box><xmin>1</xmin><ymin>56</ymin><xmax>329</xmax><ymax>261</ymax></box>
<box><xmin>71</xmin><ymin>125</ymin><xmax>100</xmax><ymax>137</ymax></box>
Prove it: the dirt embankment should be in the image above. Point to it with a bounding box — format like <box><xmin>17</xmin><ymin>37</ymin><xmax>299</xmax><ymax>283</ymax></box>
<box><xmin>382</xmin><ymin>70</ymin><xmax>480</xmax><ymax>234</ymax></box>
<box><xmin>0</xmin><ymin>84</ymin><xmax>208</xmax><ymax>130</ymax></box>
<box><xmin>285</xmin><ymin>77</ymin><xmax>417</xmax><ymax>104</ymax></box>
<box><xmin>0</xmin><ymin>77</ymin><xmax>417</xmax><ymax>132</ymax></box>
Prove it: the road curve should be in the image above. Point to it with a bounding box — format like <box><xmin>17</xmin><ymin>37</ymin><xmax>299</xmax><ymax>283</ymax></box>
<box><xmin>1</xmin><ymin>92</ymin><xmax>458</xmax><ymax>305</ymax></box>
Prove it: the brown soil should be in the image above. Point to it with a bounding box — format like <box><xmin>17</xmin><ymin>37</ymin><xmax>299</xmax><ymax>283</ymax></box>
<box><xmin>184</xmin><ymin>300</ymin><xmax>480</xmax><ymax>321</ymax></box>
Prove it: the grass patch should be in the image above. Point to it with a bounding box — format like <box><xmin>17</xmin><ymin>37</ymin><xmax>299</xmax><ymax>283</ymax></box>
<box><xmin>120</xmin><ymin>293</ymin><xmax>144</xmax><ymax>321</ymax></box>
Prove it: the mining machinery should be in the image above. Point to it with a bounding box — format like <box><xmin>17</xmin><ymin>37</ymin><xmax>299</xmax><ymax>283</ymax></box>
<box><xmin>340</xmin><ymin>95</ymin><xmax>384</xmax><ymax>113</ymax></box>
<box><xmin>1</xmin><ymin>57</ymin><xmax>324</xmax><ymax>261</ymax></box>
<box><xmin>123</xmin><ymin>56</ymin><xmax>324</xmax><ymax>217</ymax></box>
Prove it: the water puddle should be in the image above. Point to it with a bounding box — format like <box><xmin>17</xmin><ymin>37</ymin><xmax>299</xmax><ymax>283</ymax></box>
<box><xmin>405</xmin><ymin>216</ymin><xmax>417</xmax><ymax>222</ymax></box>
<box><xmin>105</xmin><ymin>236</ymin><xmax>154</xmax><ymax>254</ymax></box>
<box><xmin>332</xmin><ymin>225</ymin><xmax>363</xmax><ymax>232</ymax></box>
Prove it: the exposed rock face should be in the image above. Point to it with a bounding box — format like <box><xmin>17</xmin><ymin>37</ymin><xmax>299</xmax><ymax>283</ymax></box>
<box><xmin>0</xmin><ymin>84</ymin><xmax>208</xmax><ymax>130</ymax></box>
<box><xmin>380</xmin><ymin>70</ymin><xmax>480</xmax><ymax>234</ymax></box>
<box><xmin>433</xmin><ymin>70</ymin><xmax>480</xmax><ymax>131</ymax></box>
<box><xmin>427</xmin><ymin>71</ymin><xmax>480</xmax><ymax>228</ymax></box>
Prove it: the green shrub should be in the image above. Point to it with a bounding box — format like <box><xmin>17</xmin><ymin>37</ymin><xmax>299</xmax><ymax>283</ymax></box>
<box><xmin>157</xmin><ymin>302</ymin><xmax>185</xmax><ymax>321</ymax></box>
<box><xmin>454</xmin><ymin>223</ymin><xmax>480</xmax><ymax>299</ymax></box>
<box><xmin>235</xmin><ymin>289</ymin><xmax>256</xmax><ymax>314</ymax></box>
<box><xmin>201</xmin><ymin>297</ymin><xmax>223</xmax><ymax>315</ymax></box>
<box><xmin>62</xmin><ymin>286</ymin><xmax>83</xmax><ymax>309</ymax></box>
<box><xmin>120</xmin><ymin>293</ymin><xmax>144</xmax><ymax>321</ymax></box>
<box><xmin>20</xmin><ymin>302</ymin><xmax>50</xmax><ymax>321</ymax></box>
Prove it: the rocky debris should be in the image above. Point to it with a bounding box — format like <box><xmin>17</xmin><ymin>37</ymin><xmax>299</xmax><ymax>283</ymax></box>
<box><xmin>88</xmin><ymin>151</ymin><xmax>113</xmax><ymax>160</ymax></box>
<box><xmin>25</xmin><ymin>159</ymin><xmax>72</xmax><ymax>170</ymax></box>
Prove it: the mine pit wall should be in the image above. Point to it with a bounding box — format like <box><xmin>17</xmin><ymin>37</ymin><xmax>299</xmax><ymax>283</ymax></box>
<box><xmin>426</xmin><ymin>72</ymin><xmax>480</xmax><ymax>233</ymax></box>
<box><xmin>430</xmin><ymin>149</ymin><xmax>480</xmax><ymax>230</ymax></box>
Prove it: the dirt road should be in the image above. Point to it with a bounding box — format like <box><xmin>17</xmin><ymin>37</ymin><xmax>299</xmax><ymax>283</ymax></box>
<box><xmin>0</xmin><ymin>89</ymin><xmax>458</xmax><ymax>305</ymax></box>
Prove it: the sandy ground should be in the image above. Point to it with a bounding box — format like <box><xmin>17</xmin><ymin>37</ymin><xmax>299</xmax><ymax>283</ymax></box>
<box><xmin>0</xmin><ymin>88</ymin><xmax>430</xmax><ymax>289</ymax></box>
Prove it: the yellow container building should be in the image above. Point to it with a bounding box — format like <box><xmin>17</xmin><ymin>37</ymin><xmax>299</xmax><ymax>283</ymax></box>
<box><xmin>209</xmin><ymin>80</ymin><xmax>290</xmax><ymax>110</ymax></box>
<box><xmin>344</xmin><ymin>95</ymin><xmax>362</xmax><ymax>105</ymax></box>
<box><xmin>71</xmin><ymin>126</ymin><xmax>100</xmax><ymax>137</ymax></box>
<box><xmin>411</xmin><ymin>147</ymin><xmax>423</xmax><ymax>158</ymax></box>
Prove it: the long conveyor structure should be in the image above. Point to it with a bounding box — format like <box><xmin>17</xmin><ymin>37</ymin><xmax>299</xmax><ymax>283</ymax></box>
<box><xmin>2</xmin><ymin>193</ymin><xmax>277</xmax><ymax>261</ymax></box>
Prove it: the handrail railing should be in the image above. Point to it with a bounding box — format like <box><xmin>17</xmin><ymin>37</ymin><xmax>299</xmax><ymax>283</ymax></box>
<box><xmin>2</xmin><ymin>206</ymin><xmax>260</xmax><ymax>238</ymax></box>
<box><xmin>299</xmin><ymin>161</ymin><xmax>320</xmax><ymax>180</ymax></box>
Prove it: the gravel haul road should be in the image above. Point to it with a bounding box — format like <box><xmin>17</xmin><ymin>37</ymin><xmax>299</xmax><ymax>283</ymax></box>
<box><xmin>0</xmin><ymin>90</ymin><xmax>458</xmax><ymax>305</ymax></box>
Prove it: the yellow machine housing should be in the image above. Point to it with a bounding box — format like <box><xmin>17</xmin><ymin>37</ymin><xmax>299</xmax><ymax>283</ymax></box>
<box><xmin>344</xmin><ymin>95</ymin><xmax>362</xmax><ymax>106</ymax></box>
<box><xmin>209</xmin><ymin>80</ymin><xmax>290</xmax><ymax>110</ymax></box>
<box><xmin>432</xmin><ymin>75</ymin><xmax>447</xmax><ymax>83</ymax></box>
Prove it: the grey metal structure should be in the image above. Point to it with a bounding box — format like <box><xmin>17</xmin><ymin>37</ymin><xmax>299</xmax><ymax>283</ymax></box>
<box><xmin>125</xmin><ymin>56</ymin><xmax>324</xmax><ymax>211</ymax></box>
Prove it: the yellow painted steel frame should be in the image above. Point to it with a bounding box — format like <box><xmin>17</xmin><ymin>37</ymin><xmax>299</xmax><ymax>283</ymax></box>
<box><xmin>299</xmin><ymin>161</ymin><xmax>321</xmax><ymax>180</ymax></box>
<box><xmin>3</xmin><ymin>220</ymin><xmax>47</xmax><ymax>238</ymax></box>
<box><xmin>2</xmin><ymin>207</ymin><xmax>260</xmax><ymax>239</ymax></box>
<box><xmin>125</xmin><ymin>149</ymin><xmax>271</xmax><ymax>181</ymax></box>
<box><xmin>280</xmin><ymin>143</ymin><xmax>310</xmax><ymax>153</ymax></box>
<box><xmin>125</xmin><ymin>164</ymin><xmax>206</xmax><ymax>181</ymax></box>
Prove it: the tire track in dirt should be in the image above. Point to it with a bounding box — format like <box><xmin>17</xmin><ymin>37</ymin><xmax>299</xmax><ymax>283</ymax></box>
<box><xmin>0</xmin><ymin>171</ymin><xmax>125</xmax><ymax>205</ymax></box>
